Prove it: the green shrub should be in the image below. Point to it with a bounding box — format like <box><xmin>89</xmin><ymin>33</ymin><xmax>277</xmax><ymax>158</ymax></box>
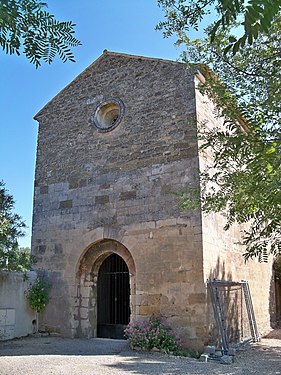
<box><xmin>26</xmin><ymin>277</ymin><xmax>51</xmax><ymax>313</ymax></box>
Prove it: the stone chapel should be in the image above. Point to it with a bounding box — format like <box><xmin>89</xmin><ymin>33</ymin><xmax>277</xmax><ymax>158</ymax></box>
<box><xmin>32</xmin><ymin>51</ymin><xmax>275</xmax><ymax>349</ymax></box>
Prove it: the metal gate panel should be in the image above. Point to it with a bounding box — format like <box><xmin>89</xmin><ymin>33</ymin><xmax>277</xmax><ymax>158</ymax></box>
<box><xmin>97</xmin><ymin>254</ymin><xmax>130</xmax><ymax>339</ymax></box>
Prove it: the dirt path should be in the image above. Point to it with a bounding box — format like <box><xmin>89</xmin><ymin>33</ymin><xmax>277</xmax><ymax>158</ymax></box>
<box><xmin>0</xmin><ymin>331</ymin><xmax>280</xmax><ymax>375</ymax></box>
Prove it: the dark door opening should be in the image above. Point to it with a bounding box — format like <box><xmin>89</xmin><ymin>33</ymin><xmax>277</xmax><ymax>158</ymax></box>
<box><xmin>97</xmin><ymin>253</ymin><xmax>130</xmax><ymax>339</ymax></box>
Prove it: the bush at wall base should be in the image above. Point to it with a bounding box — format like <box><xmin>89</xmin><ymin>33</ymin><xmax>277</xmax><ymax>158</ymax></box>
<box><xmin>124</xmin><ymin>314</ymin><xmax>182</xmax><ymax>354</ymax></box>
<box><xmin>26</xmin><ymin>277</ymin><xmax>51</xmax><ymax>332</ymax></box>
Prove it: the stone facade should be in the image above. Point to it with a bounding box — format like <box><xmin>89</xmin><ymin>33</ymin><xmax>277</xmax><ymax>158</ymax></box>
<box><xmin>32</xmin><ymin>51</ymin><xmax>274</xmax><ymax>349</ymax></box>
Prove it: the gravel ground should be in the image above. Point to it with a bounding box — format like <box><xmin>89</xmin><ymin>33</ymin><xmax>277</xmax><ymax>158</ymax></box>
<box><xmin>0</xmin><ymin>330</ymin><xmax>280</xmax><ymax>375</ymax></box>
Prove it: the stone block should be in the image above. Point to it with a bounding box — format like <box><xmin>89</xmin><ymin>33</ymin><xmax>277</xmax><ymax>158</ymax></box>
<box><xmin>95</xmin><ymin>195</ymin><xmax>110</xmax><ymax>204</ymax></box>
<box><xmin>37</xmin><ymin>245</ymin><xmax>46</xmax><ymax>254</ymax></box>
<box><xmin>54</xmin><ymin>243</ymin><xmax>63</xmax><ymax>254</ymax></box>
<box><xmin>68</xmin><ymin>179</ymin><xmax>79</xmax><ymax>189</ymax></box>
<box><xmin>59</xmin><ymin>200</ymin><xmax>73</xmax><ymax>209</ymax></box>
<box><xmin>79</xmin><ymin>286</ymin><xmax>91</xmax><ymax>299</ymax></box>
<box><xmin>120</xmin><ymin>191</ymin><xmax>136</xmax><ymax>200</ymax></box>
<box><xmin>139</xmin><ymin>305</ymin><xmax>160</xmax><ymax>316</ymax></box>
<box><xmin>188</xmin><ymin>293</ymin><xmax>206</xmax><ymax>304</ymax></box>
<box><xmin>100</xmin><ymin>183</ymin><xmax>111</xmax><ymax>189</ymax></box>
<box><xmin>148</xmin><ymin>294</ymin><xmax>161</xmax><ymax>306</ymax></box>
<box><xmin>79</xmin><ymin>179</ymin><xmax>87</xmax><ymax>188</ymax></box>
<box><xmin>40</xmin><ymin>185</ymin><xmax>49</xmax><ymax>194</ymax></box>
<box><xmin>196</xmin><ymin>326</ymin><xmax>207</xmax><ymax>337</ymax></box>
<box><xmin>135</xmin><ymin>294</ymin><xmax>148</xmax><ymax>306</ymax></box>
<box><xmin>84</xmin><ymin>281</ymin><xmax>94</xmax><ymax>287</ymax></box>
<box><xmin>220</xmin><ymin>355</ymin><xmax>233</xmax><ymax>365</ymax></box>
<box><xmin>79</xmin><ymin>307</ymin><xmax>89</xmax><ymax>320</ymax></box>
<box><xmin>161</xmin><ymin>184</ymin><xmax>171</xmax><ymax>194</ymax></box>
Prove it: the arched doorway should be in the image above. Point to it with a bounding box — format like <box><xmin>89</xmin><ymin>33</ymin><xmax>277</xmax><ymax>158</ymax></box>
<box><xmin>97</xmin><ymin>253</ymin><xmax>130</xmax><ymax>339</ymax></box>
<box><xmin>75</xmin><ymin>239</ymin><xmax>136</xmax><ymax>339</ymax></box>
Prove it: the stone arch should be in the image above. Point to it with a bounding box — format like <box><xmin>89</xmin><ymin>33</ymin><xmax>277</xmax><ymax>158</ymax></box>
<box><xmin>74</xmin><ymin>238</ymin><xmax>136</xmax><ymax>338</ymax></box>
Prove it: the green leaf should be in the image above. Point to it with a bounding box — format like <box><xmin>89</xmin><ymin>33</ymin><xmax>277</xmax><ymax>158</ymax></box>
<box><xmin>0</xmin><ymin>0</ymin><xmax>81</xmax><ymax>66</ymax></box>
<box><xmin>210</xmin><ymin>20</ymin><xmax>221</xmax><ymax>42</ymax></box>
<box><xmin>232</xmin><ymin>40</ymin><xmax>240</xmax><ymax>54</ymax></box>
<box><xmin>266</xmin><ymin>147</ymin><xmax>276</xmax><ymax>154</ymax></box>
<box><xmin>248</xmin><ymin>32</ymin><xmax>253</xmax><ymax>44</ymax></box>
<box><xmin>223</xmin><ymin>43</ymin><xmax>233</xmax><ymax>55</ymax></box>
<box><xmin>229</xmin><ymin>35</ymin><xmax>237</xmax><ymax>43</ymax></box>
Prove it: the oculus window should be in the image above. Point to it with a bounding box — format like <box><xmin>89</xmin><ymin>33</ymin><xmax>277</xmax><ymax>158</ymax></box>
<box><xmin>92</xmin><ymin>98</ymin><xmax>125</xmax><ymax>132</ymax></box>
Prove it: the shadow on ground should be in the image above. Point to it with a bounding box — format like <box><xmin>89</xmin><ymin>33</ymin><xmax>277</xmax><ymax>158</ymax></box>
<box><xmin>104</xmin><ymin>342</ymin><xmax>281</xmax><ymax>375</ymax></box>
<box><xmin>0</xmin><ymin>336</ymin><xmax>130</xmax><ymax>356</ymax></box>
<box><xmin>0</xmin><ymin>333</ymin><xmax>280</xmax><ymax>375</ymax></box>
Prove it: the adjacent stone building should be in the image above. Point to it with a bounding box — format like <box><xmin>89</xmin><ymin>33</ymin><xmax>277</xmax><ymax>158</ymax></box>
<box><xmin>32</xmin><ymin>51</ymin><xmax>275</xmax><ymax>349</ymax></box>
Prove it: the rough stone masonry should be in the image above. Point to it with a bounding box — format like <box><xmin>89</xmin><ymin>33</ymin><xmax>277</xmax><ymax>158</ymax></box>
<box><xmin>32</xmin><ymin>51</ymin><xmax>274</xmax><ymax>350</ymax></box>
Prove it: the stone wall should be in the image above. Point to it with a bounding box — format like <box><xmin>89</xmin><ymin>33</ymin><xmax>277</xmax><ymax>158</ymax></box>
<box><xmin>0</xmin><ymin>271</ymin><xmax>36</xmax><ymax>340</ymax></box>
<box><xmin>195</xmin><ymin>76</ymin><xmax>274</xmax><ymax>339</ymax></box>
<box><xmin>32</xmin><ymin>52</ymin><xmax>207</xmax><ymax>349</ymax></box>
<box><xmin>32</xmin><ymin>52</ymin><xmax>274</xmax><ymax>350</ymax></box>
<box><xmin>34</xmin><ymin>52</ymin><xmax>198</xmax><ymax>186</ymax></box>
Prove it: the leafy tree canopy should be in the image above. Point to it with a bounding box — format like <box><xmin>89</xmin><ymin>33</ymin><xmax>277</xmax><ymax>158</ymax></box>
<box><xmin>158</xmin><ymin>1</ymin><xmax>281</xmax><ymax>261</ymax></box>
<box><xmin>0</xmin><ymin>0</ymin><xmax>81</xmax><ymax>67</ymax></box>
<box><xmin>0</xmin><ymin>180</ymin><xmax>34</xmax><ymax>271</ymax></box>
<box><xmin>157</xmin><ymin>0</ymin><xmax>281</xmax><ymax>54</ymax></box>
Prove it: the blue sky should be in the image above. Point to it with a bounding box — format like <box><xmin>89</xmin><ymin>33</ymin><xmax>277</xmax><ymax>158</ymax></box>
<box><xmin>0</xmin><ymin>0</ymin><xmax>206</xmax><ymax>248</ymax></box>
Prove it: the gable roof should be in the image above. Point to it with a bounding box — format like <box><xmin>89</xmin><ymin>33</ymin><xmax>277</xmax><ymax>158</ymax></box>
<box><xmin>34</xmin><ymin>50</ymin><xmax>249</xmax><ymax>133</ymax></box>
<box><xmin>34</xmin><ymin>50</ymin><xmax>186</xmax><ymax>120</ymax></box>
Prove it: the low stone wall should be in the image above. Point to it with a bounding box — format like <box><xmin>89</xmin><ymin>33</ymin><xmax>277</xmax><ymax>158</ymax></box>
<box><xmin>0</xmin><ymin>271</ymin><xmax>37</xmax><ymax>340</ymax></box>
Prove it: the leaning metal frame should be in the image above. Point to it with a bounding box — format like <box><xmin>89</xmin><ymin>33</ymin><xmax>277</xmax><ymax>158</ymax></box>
<box><xmin>207</xmin><ymin>279</ymin><xmax>260</xmax><ymax>354</ymax></box>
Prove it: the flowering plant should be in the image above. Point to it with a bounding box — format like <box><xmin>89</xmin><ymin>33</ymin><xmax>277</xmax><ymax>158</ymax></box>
<box><xmin>124</xmin><ymin>314</ymin><xmax>181</xmax><ymax>354</ymax></box>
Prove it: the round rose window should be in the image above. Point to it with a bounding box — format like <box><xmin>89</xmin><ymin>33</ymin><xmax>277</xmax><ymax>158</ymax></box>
<box><xmin>92</xmin><ymin>98</ymin><xmax>125</xmax><ymax>132</ymax></box>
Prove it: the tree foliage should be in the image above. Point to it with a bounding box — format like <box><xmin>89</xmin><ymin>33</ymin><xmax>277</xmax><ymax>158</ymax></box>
<box><xmin>0</xmin><ymin>180</ymin><xmax>34</xmax><ymax>271</ymax></box>
<box><xmin>157</xmin><ymin>0</ymin><xmax>281</xmax><ymax>54</ymax></box>
<box><xmin>158</xmin><ymin>1</ymin><xmax>281</xmax><ymax>261</ymax></box>
<box><xmin>0</xmin><ymin>0</ymin><xmax>81</xmax><ymax>67</ymax></box>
